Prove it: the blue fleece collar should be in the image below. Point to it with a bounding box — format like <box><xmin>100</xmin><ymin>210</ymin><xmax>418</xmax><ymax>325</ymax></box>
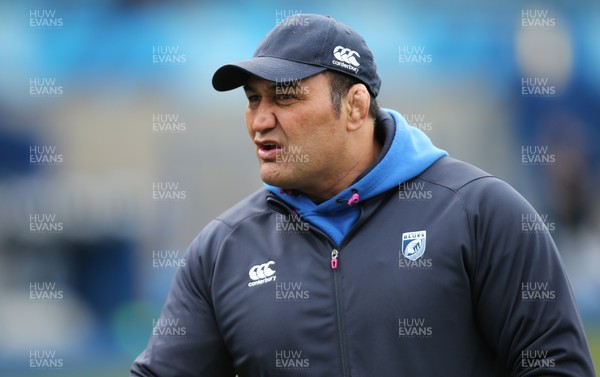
<box><xmin>265</xmin><ymin>108</ymin><xmax>447</xmax><ymax>245</ymax></box>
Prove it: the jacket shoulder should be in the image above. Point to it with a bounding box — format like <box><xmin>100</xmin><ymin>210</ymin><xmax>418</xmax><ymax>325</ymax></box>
<box><xmin>416</xmin><ymin>156</ymin><xmax>493</xmax><ymax>190</ymax></box>
<box><xmin>214</xmin><ymin>188</ymin><xmax>271</xmax><ymax>228</ymax></box>
<box><xmin>417</xmin><ymin>156</ymin><xmax>528</xmax><ymax>219</ymax></box>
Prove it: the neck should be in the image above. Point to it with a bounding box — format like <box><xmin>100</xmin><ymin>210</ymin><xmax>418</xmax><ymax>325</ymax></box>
<box><xmin>303</xmin><ymin>135</ymin><xmax>382</xmax><ymax>203</ymax></box>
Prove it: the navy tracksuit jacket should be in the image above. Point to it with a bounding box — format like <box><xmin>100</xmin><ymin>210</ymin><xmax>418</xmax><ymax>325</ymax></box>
<box><xmin>132</xmin><ymin>110</ymin><xmax>595</xmax><ymax>376</ymax></box>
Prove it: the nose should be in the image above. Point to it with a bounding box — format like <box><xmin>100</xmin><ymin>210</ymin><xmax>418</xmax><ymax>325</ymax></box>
<box><xmin>249</xmin><ymin>101</ymin><xmax>277</xmax><ymax>134</ymax></box>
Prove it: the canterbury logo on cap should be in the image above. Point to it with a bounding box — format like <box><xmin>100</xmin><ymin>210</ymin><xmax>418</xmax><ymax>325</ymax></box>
<box><xmin>333</xmin><ymin>46</ymin><xmax>360</xmax><ymax>67</ymax></box>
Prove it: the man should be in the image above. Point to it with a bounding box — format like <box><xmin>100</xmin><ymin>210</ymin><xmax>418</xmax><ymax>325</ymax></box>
<box><xmin>132</xmin><ymin>14</ymin><xmax>595</xmax><ymax>376</ymax></box>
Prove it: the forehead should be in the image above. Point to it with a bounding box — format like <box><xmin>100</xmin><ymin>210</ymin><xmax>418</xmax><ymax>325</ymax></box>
<box><xmin>243</xmin><ymin>72</ymin><xmax>329</xmax><ymax>92</ymax></box>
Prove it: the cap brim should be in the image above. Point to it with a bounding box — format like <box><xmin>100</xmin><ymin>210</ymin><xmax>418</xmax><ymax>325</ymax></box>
<box><xmin>212</xmin><ymin>56</ymin><xmax>326</xmax><ymax>91</ymax></box>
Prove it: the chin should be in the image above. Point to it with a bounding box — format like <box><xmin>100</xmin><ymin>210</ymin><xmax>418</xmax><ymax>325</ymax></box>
<box><xmin>260</xmin><ymin>165</ymin><xmax>297</xmax><ymax>188</ymax></box>
<box><xmin>260</xmin><ymin>175</ymin><xmax>288</xmax><ymax>188</ymax></box>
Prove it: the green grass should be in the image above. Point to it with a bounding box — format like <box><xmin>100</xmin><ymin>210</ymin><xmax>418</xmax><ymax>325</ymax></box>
<box><xmin>587</xmin><ymin>326</ymin><xmax>600</xmax><ymax>373</ymax></box>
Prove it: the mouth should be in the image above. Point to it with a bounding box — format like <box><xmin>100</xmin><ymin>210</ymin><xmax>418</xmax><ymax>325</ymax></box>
<box><xmin>259</xmin><ymin>143</ymin><xmax>281</xmax><ymax>152</ymax></box>
<box><xmin>256</xmin><ymin>142</ymin><xmax>283</xmax><ymax>161</ymax></box>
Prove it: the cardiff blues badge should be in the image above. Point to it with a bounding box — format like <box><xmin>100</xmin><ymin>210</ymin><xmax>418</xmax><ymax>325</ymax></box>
<box><xmin>402</xmin><ymin>230</ymin><xmax>426</xmax><ymax>261</ymax></box>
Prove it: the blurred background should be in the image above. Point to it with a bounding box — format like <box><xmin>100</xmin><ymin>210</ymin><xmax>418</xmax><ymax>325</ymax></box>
<box><xmin>0</xmin><ymin>0</ymin><xmax>599</xmax><ymax>375</ymax></box>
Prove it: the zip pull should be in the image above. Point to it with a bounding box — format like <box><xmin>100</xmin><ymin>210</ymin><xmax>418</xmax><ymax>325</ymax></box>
<box><xmin>331</xmin><ymin>249</ymin><xmax>339</xmax><ymax>270</ymax></box>
<box><xmin>335</xmin><ymin>188</ymin><xmax>360</xmax><ymax>206</ymax></box>
<box><xmin>347</xmin><ymin>189</ymin><xmax>360</xmax><ymax>206</ymax></box>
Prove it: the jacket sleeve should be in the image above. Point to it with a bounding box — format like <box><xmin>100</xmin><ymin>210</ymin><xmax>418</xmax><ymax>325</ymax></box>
<box><xmin>131</xmin><ymin>220</ymin><xmax>237</xmax><ymax>377</ymax></box>
<box><xmin>463</xmin><ymin>177</ymin><xmax>595</xmax><ymax>376</ymax></box>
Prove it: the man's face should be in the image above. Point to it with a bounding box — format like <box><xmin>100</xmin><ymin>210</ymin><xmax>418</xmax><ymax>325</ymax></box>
<box><xmin>244</xmin><ymin>73</ymin><xmax>350</xmax><ymax>195</ymax></box>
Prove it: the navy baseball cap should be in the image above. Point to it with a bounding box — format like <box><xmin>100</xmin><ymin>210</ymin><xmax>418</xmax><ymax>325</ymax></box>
<box><xmin>212</xmin><ymin>14</ymin><xmax>381</xmax><ymax>97</ymax></box>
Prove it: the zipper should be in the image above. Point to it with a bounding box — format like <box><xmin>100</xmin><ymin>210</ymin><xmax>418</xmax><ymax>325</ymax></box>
<box><xmin>267</xmin><ymin>193</ymin><xmax>375</xmax><ymax>376</ymax></box>
<box><xmin>332</xmin><ymin>247</ymin><xmax>350</xmax><ymax>377</ymax></box>
<box><xmin>300</xmin><ymin>216</ymin><xmax>366</xmax><ymax>377</ymax></box>
<box><xmin>301</xmin><ymin>223</ymin><xmax>350</xmax><ymax>376</ymax></box>
<box><xmin>298</xmin><ymin>224</ymin><xmax>350</xmax><ymax>375</ymax></box>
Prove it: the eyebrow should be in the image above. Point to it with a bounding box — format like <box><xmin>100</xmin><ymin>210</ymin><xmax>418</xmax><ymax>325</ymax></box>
<box><xmin>243</xmin><ymin>81</ymin><xmax>301</xmax><ymax>93</ymax></box>
<box><xmin>242</xmin><ymin>84</ymin><xmax>257</xmax><ymax>92</ymax></box>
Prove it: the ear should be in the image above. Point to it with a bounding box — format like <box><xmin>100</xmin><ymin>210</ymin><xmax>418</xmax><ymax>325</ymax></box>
<box><xmin>345</xmin><ymin>83</ymin><xmax>370</xmax><ymax>132</ymax></box>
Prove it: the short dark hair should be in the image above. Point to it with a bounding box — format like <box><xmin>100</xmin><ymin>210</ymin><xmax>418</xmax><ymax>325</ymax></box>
<box><xmin>327</xmin><ymin>70</ymin><xmax>379</xmax><ymax>120</ymax></box>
